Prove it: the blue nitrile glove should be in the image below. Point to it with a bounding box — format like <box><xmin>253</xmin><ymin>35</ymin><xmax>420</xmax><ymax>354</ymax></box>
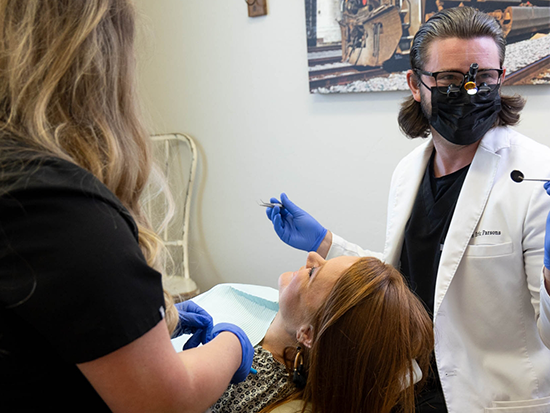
<box><xmin>544</xmin><ymin>181</ymin><xmax>550</xmax><ymax>269</ymax></box>
<box><xmin>209</xmin><ymin>322</ymin><xmax>254</xmax><ymax>384</ymax></box>
<box><xmin>265</xmin><ymin>193</ymin><xmax>327</xmax><ymax>252</ymax></box>
<box><xmin>173</xmin><ymin>301</ymin><xmax>213</xmax><ymax>350</ymax></box>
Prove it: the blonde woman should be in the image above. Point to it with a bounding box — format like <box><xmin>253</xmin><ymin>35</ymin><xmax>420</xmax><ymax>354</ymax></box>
<box><xmin>0</xmin><ymin>1</ymin><xmax>251</xmax><ymax>412</ymax></box>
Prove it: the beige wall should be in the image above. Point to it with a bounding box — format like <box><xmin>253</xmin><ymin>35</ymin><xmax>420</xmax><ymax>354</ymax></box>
<box><xmin>134</xmin><ymin>0</ymin><xmax>550</xmax><ymax>292</ymax></box>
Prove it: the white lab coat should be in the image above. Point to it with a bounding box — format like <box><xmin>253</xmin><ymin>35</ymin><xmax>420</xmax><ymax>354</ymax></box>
<box><xmin>328</xmin><ymin>127</ymin><xmax>550</xmax><ymax>412</ymax></box>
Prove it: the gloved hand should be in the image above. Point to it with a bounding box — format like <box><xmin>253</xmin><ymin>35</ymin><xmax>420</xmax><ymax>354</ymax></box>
<box><xmin>172</xmin><ymin>301</ymin><xmax>213</xmax><ymax>350</ymax></box>
<box><xmin>209</xmin><ymin>322</ymin><xmax>254</xmax><ymax>384</ymax></box>
<box><xmin>544</xmin><ymin>182</ymin><xmax>550</xmax><ymax>269</ymax></box>
<box><xmin>265</xmin><ymin>193</ymin><xmax>327</xmax><ymax>252</ymax></box>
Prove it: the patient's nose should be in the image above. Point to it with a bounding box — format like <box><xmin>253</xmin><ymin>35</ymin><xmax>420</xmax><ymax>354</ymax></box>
<box><xmin>307</xmin><ymin>251</ymin><xmax>325</xmax><ymax>267</ymax></box>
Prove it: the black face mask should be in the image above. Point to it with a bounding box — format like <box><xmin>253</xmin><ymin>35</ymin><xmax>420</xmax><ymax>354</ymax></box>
<box><xmin>429</xmin><ymin>85</ymin><xmax>502</xmax><ymax>146</ymax></box>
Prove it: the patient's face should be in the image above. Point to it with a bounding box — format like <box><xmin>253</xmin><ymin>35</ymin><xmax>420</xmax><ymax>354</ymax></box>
<box><xmin>278</xmin><ymin>252</ymin><xmax>359</xmax><ymax>333</ymax></box>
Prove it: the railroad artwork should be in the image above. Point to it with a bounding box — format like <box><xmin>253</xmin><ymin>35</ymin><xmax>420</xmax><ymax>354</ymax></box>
<box><xmin>305</xmin><ymin>0</ymin><xmax>550</xmax><ymax>93</ymax></box>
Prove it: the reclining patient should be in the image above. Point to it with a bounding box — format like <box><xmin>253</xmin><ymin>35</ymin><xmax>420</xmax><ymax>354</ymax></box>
<box><xmin>184</xmin><ymin>252</ymin><xmax>434</xmax><ymax>413</ymax></box>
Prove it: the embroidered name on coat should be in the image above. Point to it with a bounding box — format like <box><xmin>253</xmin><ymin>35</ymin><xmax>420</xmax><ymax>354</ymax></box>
<box><xmin>472</xmin><ymin>230</ymin><xmax>502</xmax><ymax>238</ymax></box>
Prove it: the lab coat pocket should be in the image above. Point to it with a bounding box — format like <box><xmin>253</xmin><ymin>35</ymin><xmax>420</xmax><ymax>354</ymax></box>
<box><xmin>484</xmin><ymin>396</ymin><xmax>550</xmax><ymax>413</ymax></box>
<box><xmin>464</xmin><ymin>241</ymin><xmax>513</xmax><ymax>257</ymax></box>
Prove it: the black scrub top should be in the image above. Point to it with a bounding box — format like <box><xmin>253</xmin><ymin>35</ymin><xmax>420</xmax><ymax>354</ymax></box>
<box><xmin>399</xmin><ymin>150</ymin><xmax>469</xmax><ymax>315</ymax></box>
<box><xmin>0</xmin><ymin>157</ymin><xmax>166</xmax><ymax>412</ymax></box>
<box><xmin>399</xmin><ymin>151</ymin><xmax>469</xmax><ymax>412</ymax></box>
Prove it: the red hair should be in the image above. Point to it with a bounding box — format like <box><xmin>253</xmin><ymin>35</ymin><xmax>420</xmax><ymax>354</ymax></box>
<box><xmin>263</xmin><ymin>257</ymin><xmax>434</xmax><ymax>413</ymax></box>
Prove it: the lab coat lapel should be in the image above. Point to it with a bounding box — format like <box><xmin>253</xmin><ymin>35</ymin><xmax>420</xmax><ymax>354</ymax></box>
<box><xmin>384</xmin><ymin>140</ymin><xmax>434</xmax><ymax>266</ymax></box>
<box><xmin>433</xmin><ymin>141</ymin><xmax>500</xmax><ymax>319</ymax></box>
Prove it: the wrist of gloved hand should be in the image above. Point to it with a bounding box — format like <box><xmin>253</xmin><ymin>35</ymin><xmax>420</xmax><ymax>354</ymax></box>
<box><xmin>310</xmin><ymin>227</ymin><xmax>328</xmax><ymax>252</ymax></box>
<box><xmin>209</xmin><ymin>322</ymin><xmax>254</xmax><ymax>384</ymax></box>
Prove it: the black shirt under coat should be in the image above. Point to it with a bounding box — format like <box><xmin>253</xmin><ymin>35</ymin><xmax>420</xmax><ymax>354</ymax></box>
<box><xmin>399</xmin><ymin>151</ymin><xmax>469</xmax><ymax>413</ymax></box>
<box><xmin>400</xmin><ymin>151</ymin><xmax>469</xmax><ymax>316</ymax></box>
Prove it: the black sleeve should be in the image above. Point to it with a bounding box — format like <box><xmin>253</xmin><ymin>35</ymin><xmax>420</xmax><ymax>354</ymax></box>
<box><xmin>0</xmin><ymin>184</ymin><xmax>166</xmax><ymax>363</ymax></box>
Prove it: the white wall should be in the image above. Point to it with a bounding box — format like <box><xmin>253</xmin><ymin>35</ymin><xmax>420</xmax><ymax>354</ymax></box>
<box><xmin>134</xmin><ymin>0</ymin><xmax>550</xmax><ymax>292</ymax></box>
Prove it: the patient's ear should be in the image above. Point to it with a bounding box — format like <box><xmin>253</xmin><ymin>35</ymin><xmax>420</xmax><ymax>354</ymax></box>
<box><xmin>296</xmin><ymin>325</ymin><xmax>314</xmax><ymax>349</ymax></box>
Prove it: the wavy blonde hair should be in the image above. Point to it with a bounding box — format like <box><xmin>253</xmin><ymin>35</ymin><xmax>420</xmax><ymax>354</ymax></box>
<box><xmin>0</xmin><ymin>0</ymin><xmax>178</xmax><ymax>332</ymax></box>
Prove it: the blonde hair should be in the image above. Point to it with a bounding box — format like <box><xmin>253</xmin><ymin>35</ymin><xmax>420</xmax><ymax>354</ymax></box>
<box><xmin>0</xmin><ymin>0</ymin><xmax>178</xmax><ymax>332</ymax></box>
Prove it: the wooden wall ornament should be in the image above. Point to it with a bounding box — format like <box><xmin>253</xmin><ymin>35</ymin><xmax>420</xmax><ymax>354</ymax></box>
<box><xmin>246</xmin><ymin>0</ymin><xmax>267</xmax><ymax>17</ymax></box>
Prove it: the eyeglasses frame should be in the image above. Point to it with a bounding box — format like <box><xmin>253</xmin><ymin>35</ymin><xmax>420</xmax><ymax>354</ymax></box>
<box><xmin>414</xmin><ymin>67</ymin><xmax>504</xmax><ymax>92</ymax></box>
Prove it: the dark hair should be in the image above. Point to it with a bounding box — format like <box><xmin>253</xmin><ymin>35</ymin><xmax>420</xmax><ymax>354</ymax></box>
<box><xmin>262</xmin><ymin>257</ymin><xmax>434</xmax><ymax>413</ymax></box>
<box><xmin>398</xmin><ymin>6</ymin><xmax>525</xmax><ymax>139</ymax></box>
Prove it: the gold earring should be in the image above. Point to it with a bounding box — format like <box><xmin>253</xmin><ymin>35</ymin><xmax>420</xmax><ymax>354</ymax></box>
<box><xmin>292</xmin><ymin>346</ymin><xmax>307</xmax><ymax>388</ymax></box>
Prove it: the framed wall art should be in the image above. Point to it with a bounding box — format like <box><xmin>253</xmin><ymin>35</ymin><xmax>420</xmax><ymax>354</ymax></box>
<box><xmin>305</xmin><ymin>0</ymin><xmax>550</xmax><ymax>94</ymax></box>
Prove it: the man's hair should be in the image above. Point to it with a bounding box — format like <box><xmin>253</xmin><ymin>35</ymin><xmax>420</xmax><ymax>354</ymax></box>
<box><xmin>262</xmin><ymin>257</ymin><xmax>434</xmax><ymax>413</ymax></box>
<box><xmin>398</xmin><ymin>6</ymin><xmax>525</xmax><ymax>139</ymax></box>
